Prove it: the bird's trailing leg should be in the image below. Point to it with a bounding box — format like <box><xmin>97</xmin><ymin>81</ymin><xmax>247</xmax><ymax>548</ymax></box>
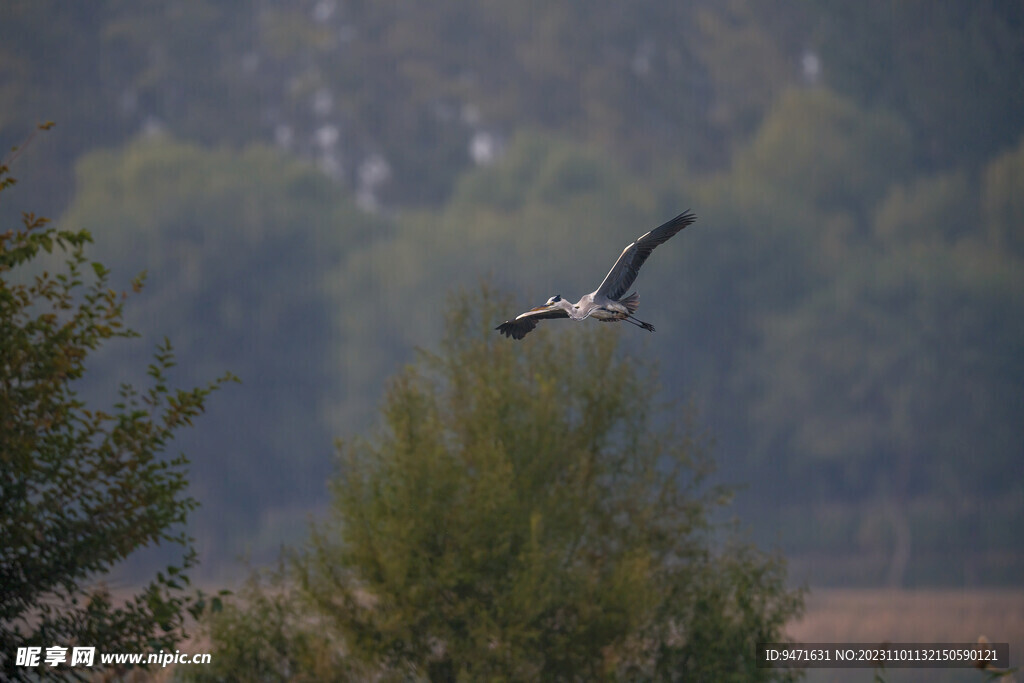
<box><xmin>599</xmin><ymin>312</ymin><xmax>656</xmax><ymax>332</ymax></box>
<box><xmin>624</xmin><ymin>315</ymin><xmax>655</xmax><ymax>332</ymax></box>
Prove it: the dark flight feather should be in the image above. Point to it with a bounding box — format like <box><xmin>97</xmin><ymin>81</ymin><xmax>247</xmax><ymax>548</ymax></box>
<box><xmin>595</xmin><ymin>210</ymin><xmax>696</xmax><ymax>302</ymax></box>
<box><xmin>495</xmin><ymin>307</ymin><xmax>569</xmax><ymax>340</ymax></box>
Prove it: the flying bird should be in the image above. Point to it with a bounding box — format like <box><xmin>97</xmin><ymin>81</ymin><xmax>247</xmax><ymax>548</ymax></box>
<box><xmin>496</xmin><ymin>210</ymin><xmax>696</xmax><ymax>340</ymax></box>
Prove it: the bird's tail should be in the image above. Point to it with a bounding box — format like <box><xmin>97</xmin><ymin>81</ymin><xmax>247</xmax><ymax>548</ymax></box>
<box><xmin>619</xmin><ymin>292</ymin><xmax>640</xmax><ymax>315</ymax></box>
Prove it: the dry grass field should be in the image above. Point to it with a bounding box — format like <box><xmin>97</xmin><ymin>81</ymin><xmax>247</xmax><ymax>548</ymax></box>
<box><xmin>790</xmin><ymin>588</ymin><xmax>1024</xmax><ymax>683</ymax></box>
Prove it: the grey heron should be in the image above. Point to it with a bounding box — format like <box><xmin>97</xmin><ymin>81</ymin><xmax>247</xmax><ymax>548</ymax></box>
<box><xmin>496</xmin><ymin>210</ymin><xmax>696</xmax><ymax>340</ymax></box>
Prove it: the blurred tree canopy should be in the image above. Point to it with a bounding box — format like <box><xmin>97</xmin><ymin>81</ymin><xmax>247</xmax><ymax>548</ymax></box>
<box><xmin>733</xmin><ymin>88</ymin><xmax>913</xmax><ymax>220</ymax></box>
<box><xmin>60</xmin><ymin>137</ymin><xmax>387</xmax><ymax>556</ymax></box>
<box><xmin>2</xmin><ymin>0</ymin><xmax>1022</xmax><ymax>585</ymax></box>
<box><xmin>7</xmin><ymin>1</ymin><xmax>1020</xmax><ymax>212</ymax></box>
<box><xmin>808</xmin><ymin>0</ymin><xmax>1024</xmax><ymax>169</ymax></box>
<box><xmin>982</xmin><ymin>135</ymin><xmax>1024</xmax><ymax>256</ymax></box>
<box><xmin>750</xmin><ymin>246</ymin><xmax>1024</xmax><ymax>497</ymax></box>
<box><xmin>187</xmin><ymin>291</ymin><xmax>802</xmax><ymax>681</ymax></box>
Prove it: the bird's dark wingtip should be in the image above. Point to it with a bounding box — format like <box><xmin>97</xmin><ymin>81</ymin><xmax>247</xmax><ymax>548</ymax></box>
<box><xmin>495</xmin><ymin>321</ymin><xmax>526</xmax><ymax>340</ymax></box>
<box><xmin>676</xmin><ymin>209</ymin><xmax>697</xmax><ymax>227</ymax></box>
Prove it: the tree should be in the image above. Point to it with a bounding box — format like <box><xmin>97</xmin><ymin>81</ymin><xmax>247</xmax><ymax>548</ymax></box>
<box><xmin>746</xmin><ymin>243</ymin><xmax>1024</xmax><ymax>585</ymax></box>
<box><xmin>982</xmin><ymin>135</ymin><xmax>1024</xmax><ymax>256</ymax></box>
<box><xmin>0</xmin><ymin>129</ymin><xmax>233</xmax><ymax>680</ymax></box>
<box><xmin>733</xmin><ymin>88</ymin><xmax>913</xmax><ymax>222</ymax></box>
<box><xmin>176</xmin><ymin>562</ymin><xmax>346</xmax><ymax>683</ymax></box>
<box><xmin>873</xmin><ymin>170</ymin><xmax>975</xmax><ymax>247</ymax></box>
<box><xmin>809</xmin><ymin>0</ymin><xmax>1024</xmax><ymax>170</ymax></box>
<box><xmin>269</xmin><ymin>288</ymin><xmax>799</xmax><ymax>681</ymax></box>
<box><xmin>61</xmin><ymin>136</ymin><xmax>384</xmax><ymax>562</ymax></box>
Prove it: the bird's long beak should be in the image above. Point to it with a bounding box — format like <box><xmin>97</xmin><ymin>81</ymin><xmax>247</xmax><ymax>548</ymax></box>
<box><xmin>528</xmin><ymin>303</ymin><xmax>553</xmax><ymax>312</ymax></box>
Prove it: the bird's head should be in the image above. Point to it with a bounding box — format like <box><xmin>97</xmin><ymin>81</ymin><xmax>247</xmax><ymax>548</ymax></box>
<box><xmin>530</xmin><ymin>294</ymin><xmax>563</xmax><ymax>312</ymax></box>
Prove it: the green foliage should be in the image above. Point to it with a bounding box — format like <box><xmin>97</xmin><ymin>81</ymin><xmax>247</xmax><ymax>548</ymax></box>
<box><xmin>749</xmin><ymin>244</ymin><xmax>1024</xmax><ymax>493</ymax></box>
<box><xmin>874</xmin><ymin>170</ymin><xmax>975</xmax><ymax>246</ymax></box>
<box><xmin>652</xmin><ymin>82</ymin><xmax>1024</xmax><ymax>584</ymax></box>
<box><xmin>0</xmin><ymin>139</ymin><xmax>233</xmax><ymax>680</ymax></box>
<box><xmin>690</xmin><ymin>2</ymin><xmax>794</xmax><ymax>143</ymax></box>
<box><xmin>0</xmin><ymin>3</ymin><xmax>782</xmax><ymax>210</ymax></box>
<box><xmin>285</xmin><ymin>288</ymin><xmax>802</xmax><ymax>680</ymax></box>
<box><xmin>982</xmin><ymin>135</ymin><xmax>1024</xmax><ymax>256</ymax></box>
<box><xmin>5</xmin><ymin>1</ymin><xmax>1024</xmax><ymax>588</ymax></box>
<box><xmin>452</xmin><ymin>132</ymin><xmax>640</xmax><ymax>214</ymax></box>
<box><xmin>744</xmin><ymin>239</ymin><xmax>1024</xmax><ymax>587</ymax></box>
<box><xmin>809</xmin><ymin>1</ymin><xmax>1024</xmax><ymax>169</ymax></box>
<box><xmin>734</xmin><ymin>88</ymin><xmax>913</xmax><ymax>219</ymax></box>
<box><xmin>177</xmin><ymin>563</ymin><xmax>348</xmax><ymax>683</ymax></box>
<box><xmin>4</xmin><ymin>1</ymin><xmax>1024</xmax><ymax>210</ymax></box>
<box><xmin>60</xmin><ymin>136</ymin><xmax>383</xmax><ymax>557</ymax></box>
<box><xmin>673</xmin><ymin>89</ymin><xmax>916</xmax><ymax>383</ymax></box>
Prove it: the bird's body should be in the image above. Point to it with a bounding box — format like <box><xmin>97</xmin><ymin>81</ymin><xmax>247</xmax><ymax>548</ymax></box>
<box><xmin>496</xmin><ymin>211</ymin><xmax>696</xmax><ymax>340</ymax></box>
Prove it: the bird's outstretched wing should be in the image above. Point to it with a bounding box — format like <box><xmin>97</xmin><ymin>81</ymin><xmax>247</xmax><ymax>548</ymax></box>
<box><xmin>495</xmin><ymin>307</ymin><xmax>569</xmax><ymax>340</ymax></box>
<box><xmin>595</xmin><ymin>210</ymin><xmax>696</xmax><ymax>301</ymax></box>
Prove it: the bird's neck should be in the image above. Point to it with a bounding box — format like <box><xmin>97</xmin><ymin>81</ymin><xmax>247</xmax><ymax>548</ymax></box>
<box><xmin>565</xmin><ymin>299</ymin><xmax>586</xmax><ymax>320</ymax></box>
